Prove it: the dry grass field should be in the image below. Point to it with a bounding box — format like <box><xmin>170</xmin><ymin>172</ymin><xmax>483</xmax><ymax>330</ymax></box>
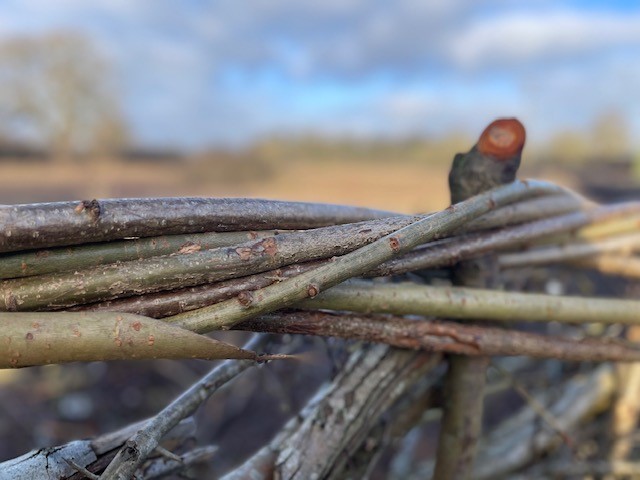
<box><xmin>0</xmin><ymin>157</ymin><xmax>453</xmax><ymax>213</ymax></box>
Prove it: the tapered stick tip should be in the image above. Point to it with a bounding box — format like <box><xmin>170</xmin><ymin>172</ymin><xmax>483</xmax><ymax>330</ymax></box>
<box><xmin>477</xmin><ymin>118</ymin><xmax>526</xmax><ymax>160</ymax></box>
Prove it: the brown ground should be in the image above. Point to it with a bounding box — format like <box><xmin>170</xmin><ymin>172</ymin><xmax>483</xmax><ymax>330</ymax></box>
<box><xmin>0</xmin><ymin>154</ymin><xmax>586</xmax><ymax>214</ymax></box>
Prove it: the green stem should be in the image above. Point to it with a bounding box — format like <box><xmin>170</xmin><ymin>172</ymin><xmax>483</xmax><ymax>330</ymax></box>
<box><xmin>297</xmin><ymin>280</ymin><xmax>640</xmax><ymax>325</ymax></box>
<box><xmin>0</xmin><ymin>230</ymin><xmax>281</xmax><ymax>279</ymax></box>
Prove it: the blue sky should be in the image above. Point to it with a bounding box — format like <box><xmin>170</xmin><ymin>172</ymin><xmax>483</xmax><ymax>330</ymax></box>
<box><xmin>0</xmin><ymin>0</ymin><xmax>639</xmax><ymax>150</ymax></box>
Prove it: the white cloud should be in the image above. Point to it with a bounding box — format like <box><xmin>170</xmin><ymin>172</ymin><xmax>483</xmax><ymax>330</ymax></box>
<box><xmin>449</xmin><ymin>11</ymin><xmax>640</xmax><ymax>69</ymax></box>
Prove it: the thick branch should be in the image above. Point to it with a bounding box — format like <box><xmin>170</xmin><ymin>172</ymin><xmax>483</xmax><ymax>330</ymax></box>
<box><xmin>273</xmin><ymin>345</ymin><xmax>441</xmax><ymax>479</ymax></box>
<box><xmin>0</xmin><ymin>197</ymin><xmax>396</xmax><ymax>253</ymax></box>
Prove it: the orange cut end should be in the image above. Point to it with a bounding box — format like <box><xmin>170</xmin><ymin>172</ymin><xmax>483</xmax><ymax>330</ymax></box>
<box><xmin>477</xmin><ymin>118</ymin><xmax>526</xmax><ymax>160</ymax></box>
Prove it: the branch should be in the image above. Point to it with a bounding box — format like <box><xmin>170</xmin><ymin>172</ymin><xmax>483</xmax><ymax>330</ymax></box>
<box><xmin>0</xmin><ymin>418</ymin><xmax>196</xmax><ymax>480</ymax></box>
<box><xmin>0</xmin><ymin>311</ymin><xmax>283</xmax><ymax>368</ymax></box>
<box><xmin>458</xmin><ymin>193</ymin><xmax>590</xmax><ymax>233</ymax></box>
<box><xmin>168</xmin><ymin>180</ymin><xmax>565</xmax><ymax>332</ymax></box>
<box><xmin>273</xmin><ymin>345</ymin><xmax>441</xmax><ymax>479</ymax></box>
<box><xmin>0</xmin><ymin>230</ymin><xmax>282</xmax><ymax>279</ymax></box>
<box><xmin>297</xmin><ymin>280</ymin><xmax>640</xmax><ymax>326</ymax></box>
<box><xmin>499</xmin><ymin>232</ymin><xmax>640</xmax><ymax>268</ymax></box>
<box><xmin>237</xmin><ymin>310</ymin><xmax>640</xmax><ymax>362</ymax></box>
<box><xmin>0</xmin><ymin>197</ymin><xmax>396</xmax><ymax>253</ymax></box>
<box><xmin>99</xmin><ymin>335</ymin><xmax>268</xmax><ymax>480</ymax></box>
<box><xmin>76</xmin><ymin>262</ymin><xmax>320</xmax><ymax>318</ymax></box>
<box><xmin>368</xmin><ymin>202</ymin><xmax>640</xmax><ymax>277</ymax></box>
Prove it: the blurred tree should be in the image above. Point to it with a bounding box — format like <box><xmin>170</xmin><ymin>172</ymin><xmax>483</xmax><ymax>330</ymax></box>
<box><xmin>590</xmin><ymin>110</ymin><xmax>631</xmax><ymax>159</ymax></box>
<box><xmin>544</xmin><ymin>130</ymin><xmax>590</xmax><ymax>163</ymax></box>
<box><xmin>0</xmin><ymin>31</ymin><xmax>129</xmax><ymax>162</ymax></box>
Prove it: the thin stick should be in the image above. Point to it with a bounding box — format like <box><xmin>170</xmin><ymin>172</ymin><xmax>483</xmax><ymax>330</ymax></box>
<box><xmin>368</xmin><ymin>203</ymin><xmax>640</xmax><ymax>277</ymax></box>
<box><xmin>460</xmin><ymin>194</ymin><xmax>590</xmax><ymax>232</ymax></box>
<box><xmin>76</xmin><ymin>263</ymin><xmax>319</xmax><ymax>318</ymax></box>
<box><xmin>296</xmin><ymin>280</ymin><xmax>640</xmax><ymax>326</ymax></box>
<box><xmin>0</xmin><ymin>214</ymin><xmax>420</xmax><ymax>311</ymax></box>
<box><xmin>0</xmin><ymin>230</ymin><xmax>282</xmax><ymax>279</ymax></box>
<box><xmin>500</xmin><ymin>232</ymin><xmax>640</xmax><ymax>268</ymax></box>
<box><xmin>167</xmin><ymin>180</ymin><xmax>566</xmax><ymax>332</ymax></box>
<box><xmin>238</xmin><ymin>310</ymin><xmax>640</xmax><ymax>362</ymax></box>
<box><xmin>99</xmin><ymin>335</ymin><xmax>267</xmax><ymax>480</ymax></box>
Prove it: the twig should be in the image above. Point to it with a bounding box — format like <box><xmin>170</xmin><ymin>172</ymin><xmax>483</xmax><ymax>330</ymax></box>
<box><xmin>99</xmin><ymin>335</ymin><xmax>268</xmax><ymax>480</ymax></box>
<box><xmin>297</xmin><ymin>280</ymin><xmax>640</xmax><ymax>325</ymax></box>
<box><xmin>0</xmin><ymin>213</ymin><xmax>428</xmax><ymax>311</ymax></box>
<box><xmin>368</xmin><ymin>202</ymin><xmax>640</xmax><ymax>277</ymax></box>
<box><xmin>168</xmin><ymin>180</ymin><xmax>566</xmax><ymax>332</ymax></box>
<box><xmin>490</xmin><ymin>362</ymin><xmax>572</xmax><ymax>446</ymax></box>
<box><xmin>0</xmin><ymin>197</ymin><xmax>396</xmax><ymax>253</ymax></box>
<box><xmin>458</xmin><ymin>194</ymin><xmax>590</xmax><ymax>232</ymax></box>
<box><xmin>500</xmin><ymin>232</ymin><xmax>640</xmax><ymax>268</ymax></box>
<box><xmin>142</xmin><ymin>445</ymin><xmax>218</xmax><ymax>479</ymax></box>
<box><xmin>76</xmin><ymin>262</ymin><xmax>320</xmax><ymax>317</ymax></box>
<box><xmin>0</xmin><ymin>230</ymin><xmax>282</xmax><ymax>279</ymax></box>
<box><xmin>472</xmin><ymin>364</ymin><xmax>615</xmax><ymax>480</ymax></box>
<box><xmin>237</xmin><ymin>310</ymin><xmax>640</xmax><ymax>362</ymax></box>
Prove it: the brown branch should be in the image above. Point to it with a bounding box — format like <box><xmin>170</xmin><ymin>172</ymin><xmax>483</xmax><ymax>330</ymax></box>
<box><xmin>238</xmin><ymin>310</ymin><xmax>640</xmax><ymax>362</ymax></box>
<box><xmin>458</xmin><ymin>194</ymin><xmax>590</xmax><ymax>232</ymax></box>
<box><xmin>499</xmin><ymin>232</ymin><xmax>640</xmax><ymax>269</ymax></box>
<box><xmin>76</xmin><ymin>262</ymin><xmax>320</xmax><ymax>317</ymax></box>
<box><xmin>0</xmin><ymin>197</ymin><xmax>396</xmax><ymax>253</ymax></box>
